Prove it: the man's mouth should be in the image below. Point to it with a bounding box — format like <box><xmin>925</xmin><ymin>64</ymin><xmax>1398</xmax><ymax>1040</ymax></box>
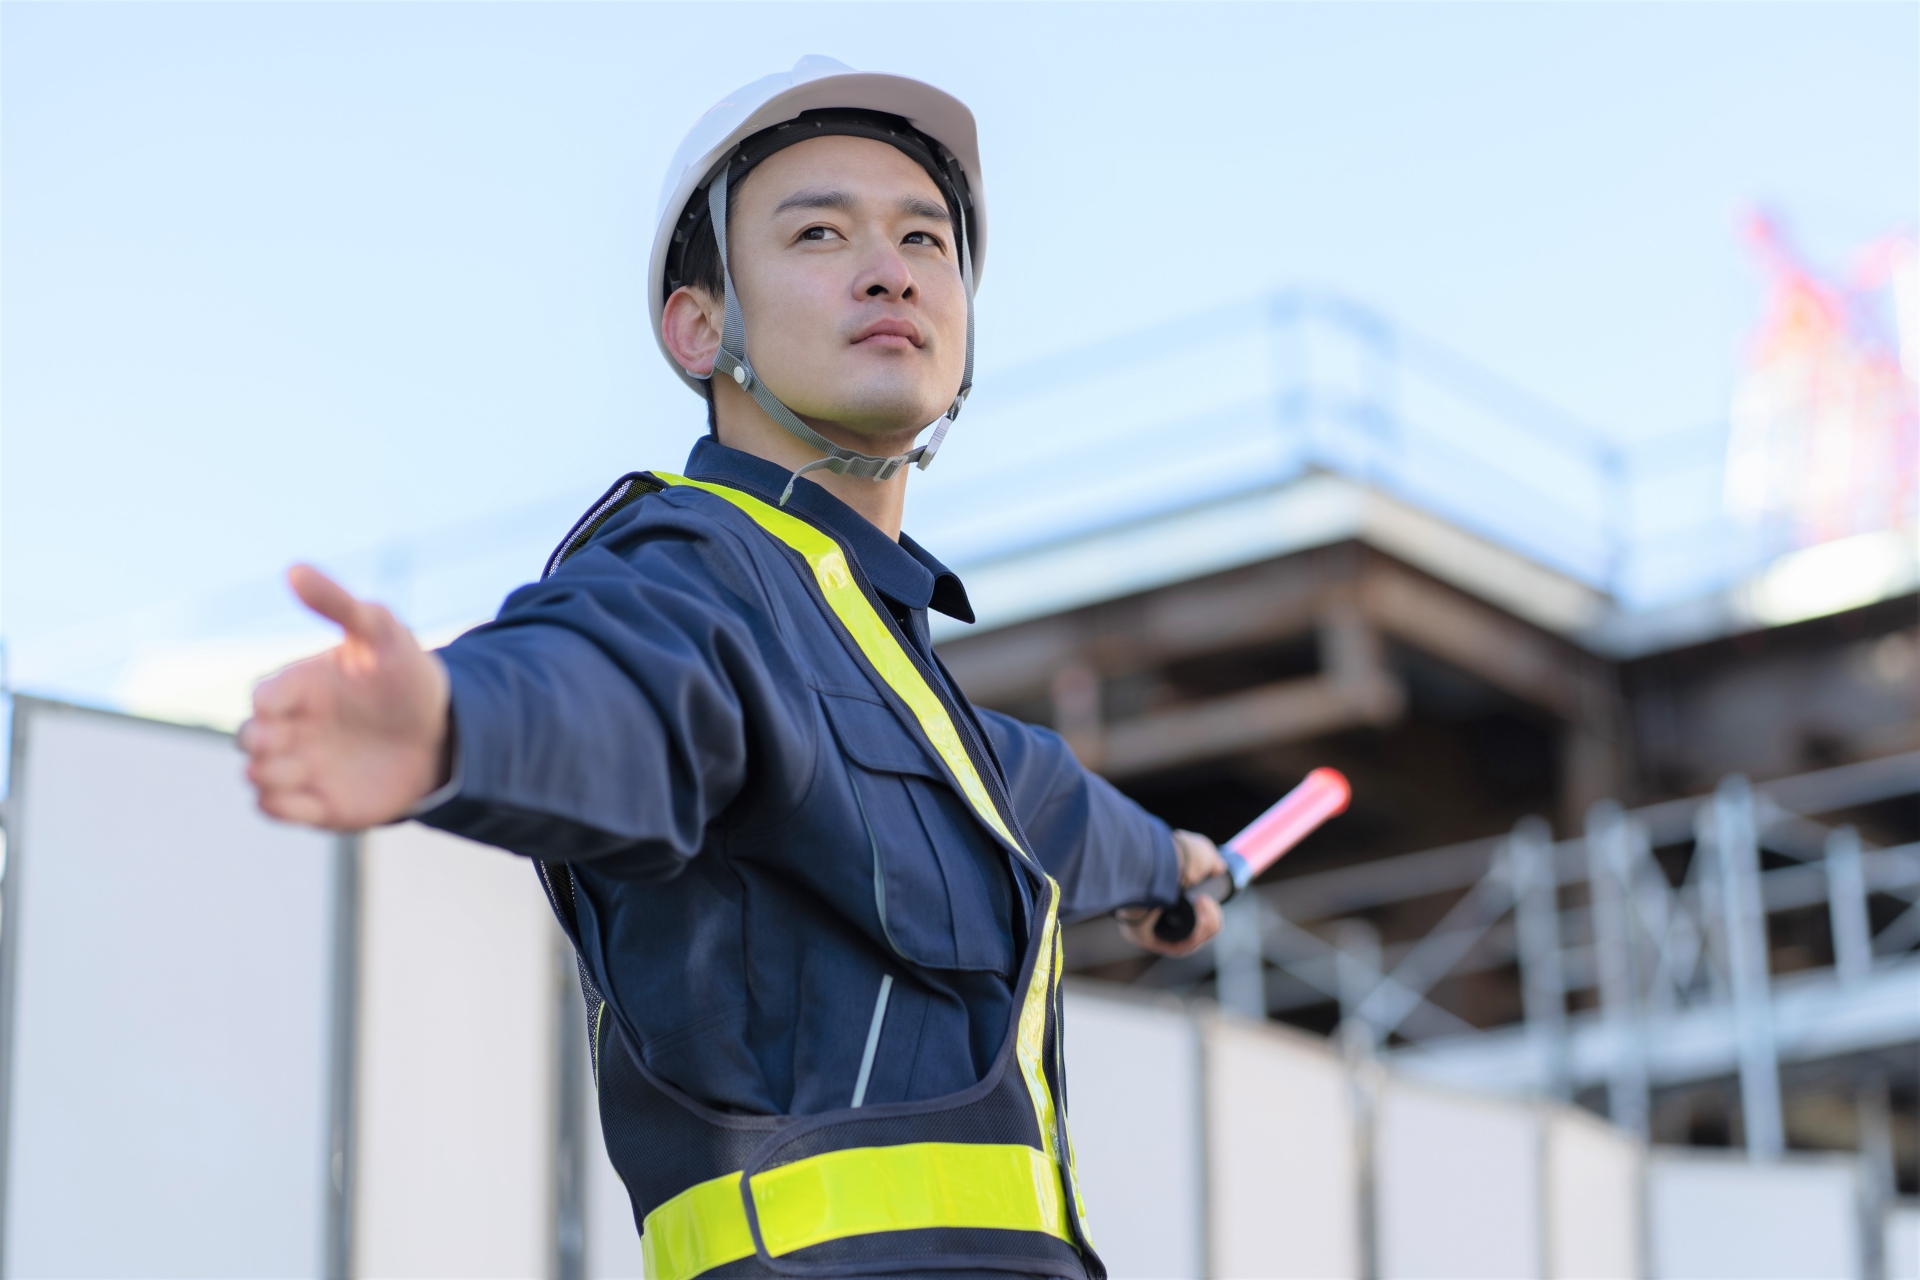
<box><xmin>851</xmin><ymin>318</ymin><xmax>923</xmax><ymax>349</ymax></box>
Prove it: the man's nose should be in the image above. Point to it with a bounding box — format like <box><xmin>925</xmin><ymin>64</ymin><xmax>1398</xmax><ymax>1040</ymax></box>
<box><xmin>854</xmin><ymin>242</ymin><xmax>916</xmax><ymax>302</ymax></box>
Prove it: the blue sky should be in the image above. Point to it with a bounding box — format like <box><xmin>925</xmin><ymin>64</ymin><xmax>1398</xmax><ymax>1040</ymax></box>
<box><xmin>3</xmin><ymin>3</ymin><xmax>1915</xmax><ymax>695</ymax></box>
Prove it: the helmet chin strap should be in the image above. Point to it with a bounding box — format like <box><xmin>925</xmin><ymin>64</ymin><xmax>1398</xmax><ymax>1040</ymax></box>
<box><xmin>702</xmin><ymin>161</ymin><xmax>975</xmax><ymax>507</ymax></box>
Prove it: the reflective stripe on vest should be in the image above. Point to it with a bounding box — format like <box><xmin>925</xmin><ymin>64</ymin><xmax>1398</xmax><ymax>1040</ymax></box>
<box><xmin>641</xmin><ymin>1141</ymin><xmax>1071</xmax><ymax>1280</ymax></box>
<box><xmin>643</xmin><ymin>473</ymin><xmax>1088</xmax><ymax>1275</ymax></box>
<box><xmin>658</xmin><ymin>473</ymin><xmax>1019</xmax><ymax>850</ymax></box>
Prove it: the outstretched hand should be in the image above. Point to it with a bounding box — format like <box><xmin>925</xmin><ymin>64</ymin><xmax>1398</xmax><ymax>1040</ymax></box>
<box><xmin>240</xmin><ymin>565</ymin><xmax>450</xmax><ymax>831</ymax></box>
<box><xmin>1118</xmin><ymin>829</ymin><xmax>1229</xmax><ymax>957</ymax></box>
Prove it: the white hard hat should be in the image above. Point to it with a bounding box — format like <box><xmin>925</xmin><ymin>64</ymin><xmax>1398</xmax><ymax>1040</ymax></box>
<box><xmin>648</xmin><ymin>56</ymin><xmax>987</xmax><ymax>503</ymax></box>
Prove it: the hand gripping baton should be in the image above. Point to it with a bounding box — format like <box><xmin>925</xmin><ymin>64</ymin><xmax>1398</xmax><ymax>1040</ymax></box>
<box><xmin>1152</xmin><ymin>767</ymin><xmax>1352</xmax><ymax>943</ymax></box>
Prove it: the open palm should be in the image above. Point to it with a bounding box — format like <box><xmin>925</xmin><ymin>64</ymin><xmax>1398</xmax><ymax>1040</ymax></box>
<box><xmin>240</xmin><ymin>565</ymin><xmax>450</xmax><ymax>831</ymax></box>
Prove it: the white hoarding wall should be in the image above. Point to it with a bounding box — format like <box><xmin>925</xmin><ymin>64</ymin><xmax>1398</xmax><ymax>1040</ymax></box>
<box><xmin>1</xmin><ymin>699</ymin><xmax>339</xmax><ymax>1280</ymax></box>
<box><xmin>17</xmin><ymin>704</ymin><xmax>1854</xmax><ymax>1280</ymax></box>
<box><xmin>1063</xmin><ymin>983</ymin><xmax>1650</xmax><ymax>1280</ymax></box>
<box><xmin>1889</xmin><ymin>1203</ymin><xmax>1920</xmax><ymax>1280</ymax></box>
<box><xmin>1374</xmin><ymin>1075</ymin><xmax>1545</xmax><ymax>1280</ymax></box>
<box><xmin>1544</xmin><ymin>1104</ymin><xmax>1643</xmax><ymax>1280</ymax></box>
<box><xmin>584</xmin><ymin>1035</ymin><xmax>646</xmax><ymax>1280</ymax></box>
<box><xmin>1202</xmin><ymin>1013</ymin><xmax>1361</xmax><ymax>1280</ymax></box>
<box><xmin>1061</xmin><ymin>985</ymin><xmax>1206</xmax><ymax>1280</ymax></box>
<box><xmin>1647</xmin><ymin>1148</ymin><xmax>1859</xmax><ymax>1280</ymax></box>
<box><xmin>353</xmin><ymin>821</ymin><xmax>560</xmax><ymax>1280</ymax></box>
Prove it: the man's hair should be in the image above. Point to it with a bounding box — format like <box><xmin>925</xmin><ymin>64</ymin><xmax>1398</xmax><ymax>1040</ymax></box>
<box><xmin>662</xmin><ymin>109</ymin><xmax>973</xmax><ymax>431</ymax></box>
<box><xmin>673</xmin><ymin>192</ymin><xmax>730</xmax><ymax>428</ymax></box>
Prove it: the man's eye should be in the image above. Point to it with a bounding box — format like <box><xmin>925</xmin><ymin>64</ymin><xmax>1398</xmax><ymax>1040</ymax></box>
<box><xmin>799</xmin><ymin>226</ymin><xmax>840</xmax><ymax>242</ymax></box>
<box><xmin>903</xmin><ymin>231</ymin><xmax>944</xmax><ymax>249</ymax></box>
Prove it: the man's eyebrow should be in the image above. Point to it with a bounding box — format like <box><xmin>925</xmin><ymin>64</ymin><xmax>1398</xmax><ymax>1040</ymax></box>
<box><xmin>772</xmin><ymin>188</ymin><xmax>855</xmax><ymax>216</ymax></box>
<box><xmin>898</xmin><ymin>195</ymin><xmax>950</xmax><ymax>222</ymax></box>
<box><xmin>769</xmin><ymin>188</ymin><xmax>951</xmax><ymax>223</ymax></box>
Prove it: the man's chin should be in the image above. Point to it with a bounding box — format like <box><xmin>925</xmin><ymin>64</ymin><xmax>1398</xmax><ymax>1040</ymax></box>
<box><xmin>801</xmin><ymin>390</ymin><xmax>948</xmax><ymax>452</ymax></box>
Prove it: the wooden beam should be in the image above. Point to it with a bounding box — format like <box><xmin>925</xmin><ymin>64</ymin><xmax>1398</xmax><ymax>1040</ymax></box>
<box><xmin>1093</xmin><ymin>612</ymin><xmax>1403</xmax><ymax>778</ymax></box>
<box><xmin>940</xmin><ymin>545</ymin><xmax>1346</xmax><ymax>704</ymax></box>
<box><xmin>940</xmin><ymin>541</ymin><xmax>1621</xmax><ymax>786</ymax></box>
<box><xmin>1358</xmin><ymin>556</ymin><xmax>1590</xmax><ymax>720</ymax></box>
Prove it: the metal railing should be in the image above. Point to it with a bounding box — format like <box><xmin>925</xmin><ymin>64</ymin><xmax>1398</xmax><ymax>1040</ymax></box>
<box><xmin>1132</xmin><ymin>752</ymin><xmax>1920</xmax><ymax>1155</ymax></box>
<box><xmin>10</xmin><ymin>288</ymin><xmax>1767</xmax><ymax>709</ymax></box>
<box><xmin>909</xmin><ymin>289</ymin><xmax>1760</xmax><ymax>610</ymax></box>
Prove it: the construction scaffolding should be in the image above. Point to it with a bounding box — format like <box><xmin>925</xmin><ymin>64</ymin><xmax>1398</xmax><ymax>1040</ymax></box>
<box><xmin>1053</xmin><ymin>748</ymin><xmax>1920</xmax><ymax>1272</ymax></box>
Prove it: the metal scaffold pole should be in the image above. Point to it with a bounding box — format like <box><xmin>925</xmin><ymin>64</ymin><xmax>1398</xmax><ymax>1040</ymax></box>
<box><xmin>1708</xmin><ymin>775</ymin><xmax>1785</xmax><ymax>1161</ymax></box>
<box><xmin>1215</xmin><ymin>894</ymin><xmax>1268</xmax><ymax>1021</ymax></box>
<box><xmin>1510</xmin><ymin>816</ymin><xmax>1568</xmax><ymax>1099</ymax></box>
<box><xmin>1585</xmin><ymin>801</ymin><xmax>1649</xmax><ymax>1139</ymax></box>
<box><xmin>1336</xmin><ymin>918</ymin><xmax>1383</xmax><ymax>1060</ymax></box>
<box><xmin>1335</xmin><ymin>916</ymin><xmax>1383</xmax><ymax>1280</ymax></box>
<box><xmin>1857</xmin><ymin>1067</ymin><xmax>1894</xmax><ymax>1280</ymax></box>
<box><xmin>1825</xmin><ymin>824</ymin><xmax>1873</xmax><ymax>986</ymax></box>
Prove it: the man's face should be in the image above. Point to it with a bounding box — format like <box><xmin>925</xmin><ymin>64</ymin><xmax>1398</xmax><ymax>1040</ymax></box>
<box><xmin>723</xmin><ymin>134</ymin><xmax>967</xmax><ymax>440</ymax></box>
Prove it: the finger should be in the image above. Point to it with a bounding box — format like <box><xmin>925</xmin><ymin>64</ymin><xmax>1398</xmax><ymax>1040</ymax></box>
<box><xmin>250</xmin><ymin>718</ymin><xmax>326</xmax><ymax>772</ymax></box>
<box><xmin>1174</xmin><ymin>830</ymin><xmax>1229</xmax><ymax>886</ymax></box>
<box><xmin>288</xmin><ymin>564</ymin><xmax>381</xmax><ymax>641</ymax></box>
<box><xmin>252</xmin><ymin>672</ymin><xmax>296</xmax><ymax>719</ymax></box>
<box><xmin>247</xmin><ymin>749</ymin><xmax>312</xmax><ymax>793</ymax></box>
<box><xmin>1125</xmin><ymin>894</ymin><xmax>1224</xmax><ymax>958</ymax></box>
<box><xmin>1187</xmin><ymin>893</ymin><xmax>1224</xmax><ymax>946</ymax></box>
<box><xmin>258</xmin><ymin>785</ymin><xmax>331</xmax><ymax>828</ymax></box>
<box><xmin>253</xmin><ymin>657</ymin><xmax>328</xmax><ymax>719</ymax></box>
<box><xmin>1169</xmin><ymin>896</ymin><xmax>1220</xmax><ymax>957</ymax></box>
<box><xmin>240</xmin><ymin>708</ymin><xmax>299</xmax><ymax>757</ymax></box>
<box><xmin>1117</xmin><ymin>908</ymin><xmax>1164</xmax><ymax>952</ymax></box>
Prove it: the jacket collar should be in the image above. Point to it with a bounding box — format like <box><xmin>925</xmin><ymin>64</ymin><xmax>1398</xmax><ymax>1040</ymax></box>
<box><xmin>684</xmin><ymin>437</ymin><xmax>976</xmax><ymax>625</ymax></box>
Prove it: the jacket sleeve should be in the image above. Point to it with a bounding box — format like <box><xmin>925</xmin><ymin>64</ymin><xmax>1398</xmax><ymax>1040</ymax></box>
<box><xmin>972</xmin><ymin>707</ymin><xmax>1183</xmax><ymax>923</ymax></box>
<box><xmin>414</xmin><ymin>504</ymin><xmax>809</xmax><ymax>877</ymax></box>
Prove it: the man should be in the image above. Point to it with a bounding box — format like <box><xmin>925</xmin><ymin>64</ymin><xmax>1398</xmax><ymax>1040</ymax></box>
<box><xmin>243</xmin><ymin>57</ymin><xmax>1224</xmax><ymax>1280</ymax></box>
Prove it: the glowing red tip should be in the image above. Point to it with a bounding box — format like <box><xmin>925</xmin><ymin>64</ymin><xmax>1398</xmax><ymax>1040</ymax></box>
<box><xmin>1226</xmin><ymin>767</ymin><xmax>1352</xmax><ymax>878</ymax></box>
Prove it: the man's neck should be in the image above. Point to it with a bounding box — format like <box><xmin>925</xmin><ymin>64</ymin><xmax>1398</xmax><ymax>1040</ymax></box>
<box><xmin>710</xmin><ymin>384</ymin><xmax>915</xmax><ymax>541</ymax></box>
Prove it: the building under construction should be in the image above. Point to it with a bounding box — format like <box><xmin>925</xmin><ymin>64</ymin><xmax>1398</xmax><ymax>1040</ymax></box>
<box><xmin>927</xmin><ymin>286</ymin><xmax>1920</xmax><ymax>1264</ymax></box>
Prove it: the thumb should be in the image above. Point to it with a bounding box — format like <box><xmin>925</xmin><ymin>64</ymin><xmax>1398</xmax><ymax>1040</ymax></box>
<box><xmin>1173</xmin><ymin>830</ymin><xmax>1229</xmax><ymax>887</ymax></box>
<box><xmin>288</xmin><ymin>564</ymin><xmax>382</xmax><ymax>641</ymax></box>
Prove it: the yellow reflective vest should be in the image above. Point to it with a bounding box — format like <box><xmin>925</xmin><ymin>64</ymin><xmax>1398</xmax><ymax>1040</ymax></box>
<box><xmin>537</xmin><ymin>473</ymin><xmax>1103</xmax><ymax>1280</ymax></box>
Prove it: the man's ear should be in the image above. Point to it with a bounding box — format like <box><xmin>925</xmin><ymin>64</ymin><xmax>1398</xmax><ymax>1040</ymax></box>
<box><xmin>661</xmin><ymin>285</ymin><xmax>723</xmax><ymax>377</ymax></box>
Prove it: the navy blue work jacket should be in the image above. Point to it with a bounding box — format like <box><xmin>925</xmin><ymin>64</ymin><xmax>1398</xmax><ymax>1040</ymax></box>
<box><xmin>420</xmin><ymin>438</ymin><xmax>1182</xmax><ymax>1118</ymax></box>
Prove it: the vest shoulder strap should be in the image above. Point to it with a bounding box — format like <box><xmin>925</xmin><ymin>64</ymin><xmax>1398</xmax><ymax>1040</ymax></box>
<box><xmin>653</xmin><ymin>471</ymin><xmax>1026</xmax><ymax>855</ymax></box>
<box><xmin>543</xmin><ymin>470</ymin><xmax>667</xmax><ymax>580</ymax></box>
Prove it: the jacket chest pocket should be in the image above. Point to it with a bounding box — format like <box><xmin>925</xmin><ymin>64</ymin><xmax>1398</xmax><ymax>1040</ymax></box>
<box><xmin>819</xmin><ymin>691</ymin><xmax>1017</xmax><ymax>976</ymax></box>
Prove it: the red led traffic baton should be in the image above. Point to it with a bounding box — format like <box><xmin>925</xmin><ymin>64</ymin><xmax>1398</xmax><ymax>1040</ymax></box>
<box><xmin>1153</xmin><ymin>767</ymin><xmax>1352</xmax><ymax>942</ymax></box>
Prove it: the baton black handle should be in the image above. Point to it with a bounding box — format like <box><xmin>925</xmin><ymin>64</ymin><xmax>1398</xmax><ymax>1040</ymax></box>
<box><xmin>1150</xmin><ymin>850</ymin><xmax>1248</xmax><ymax>944</ymax></box>
<box><xmin>1152</xmin><ymin>894</ymin><xmax>1199</xmax><ymax>943</ymax></box>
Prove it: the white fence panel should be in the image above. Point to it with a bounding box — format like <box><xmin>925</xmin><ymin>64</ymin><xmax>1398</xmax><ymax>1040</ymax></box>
<box><xmin>1206</xmin><ymin>1014</ymin><xmax>1361</xmax><ymax>1280</ymax></box>
<box><xmin>1062</xmin><ymin>984</ymin><xmax>1205</xmax><ymax>1280</ymax></box>
<box><xmin>1889</xmin><ymin>1203</ymin><xmax>1920</xmax><ymax>1280</ymax></box>
<box><xmin>1545</xmin><ymin>1104</ymin><xmax>1641</xmax><ymax>1279</ymax></box>
<box><xmin>1375</xmin><ymin>1076</ymin><xmax>1543</xmax><ymax>1279</ymax></box>
<box><xmin>584</xmin><ymin>1042</ymin><xmax>646</xmax><ymax>1280</ymax></box>
<box><xmin>1</xmin><ymin>699</ymin><xmax>337</xmax><ymax>1279</ymax></box>
<box><xmin>0</xmin><ymin>698</ymin><xmax>1683</xmax><ymax>1280</ymax></box>
<box><xmin>353</xmin><ymin>822</ymin><xmax>558</xmax><ymax>1279</ymax></box>
<box><xmin>1647</xmin><ymin>1148</ymin><xmax>1858</xmax><ymax>1280</ymax></box>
